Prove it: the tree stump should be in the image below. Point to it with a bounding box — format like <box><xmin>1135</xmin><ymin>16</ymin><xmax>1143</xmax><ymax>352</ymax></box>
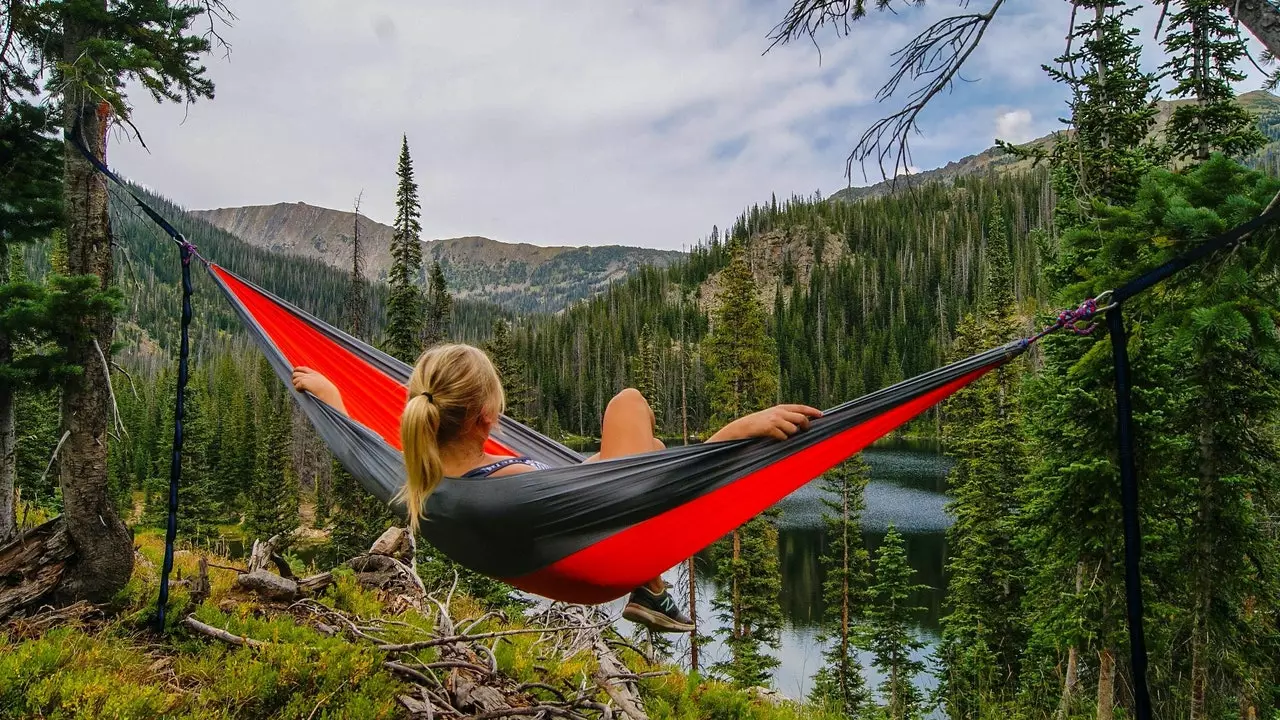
<box><xmin>0</xmin><ymin>518</ymin><xmax>75</xmax><ymax>621</ymax></box>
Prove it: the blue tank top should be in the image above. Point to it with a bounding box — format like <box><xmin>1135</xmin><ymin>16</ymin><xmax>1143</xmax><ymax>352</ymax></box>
<box><xmin>461</xmin><ymin>456</ymin><xmax>550</xmax><ymax>478</ymax></box>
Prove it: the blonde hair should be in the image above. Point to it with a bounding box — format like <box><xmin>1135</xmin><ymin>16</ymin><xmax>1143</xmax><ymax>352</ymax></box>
<box><xmin>400</xmin><ymin>343</ymin><xmax>504</xmax><ymax>528</ymax></box>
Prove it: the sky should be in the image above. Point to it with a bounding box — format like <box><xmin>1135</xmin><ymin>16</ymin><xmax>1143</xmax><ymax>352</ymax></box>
<box><xmin>108</xmin><ymin>1</ymin><xmax>1272</xmax><ymax>251</ymax></box>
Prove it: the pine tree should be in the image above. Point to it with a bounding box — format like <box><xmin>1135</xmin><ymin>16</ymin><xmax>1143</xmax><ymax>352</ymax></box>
<box><xmin>1062</xmin><ymin>159</ymin><xmax>1280</xmax><ymax>720</ymax></box>
<box><xmin>175</xmin><ymin>381</ymin><xmax>219</xmax><ymax>544</ymax></box>
<box><xmin>484</xmin><ymin>319</ymin><xmax>533</xmax><ymax>426</ymax></box>
<box><xmin>713</xmin><ymin>510</ymin><xmax>784</xmax><ymax>688</ymax></box>
<box><xmin>809</xmin><ymin>458</ymin><xmax>873</xmax><ymax>716</ymax></box>
<box><xmin>422</xmin><ymin>259</ymin><xmax>453</xmax><ymax>349</ymax></box>
<box><xmin>387</xmin><ymin>135</ymin><xmax>424</xmax><ymax>363</ymax></box>
<box><xmin>1161</xmin><ymin>0</ymin><xmax>1267</xmax><ymax>162</ymax></box>
<box><xmin>868</xmin><ymin>526</ymin><xmax>927</xmax><ymax>720</ymax></box>
<box><xmin>704</xmin><ymin>246</ymin><xmax>777</xmax><ymax>427</ymax></box>
<box><xmin>630</xmin><ymin>322</ymin><xmax>662</xmax><ymax>430</ymax></box>
<box><xmin>343</xmin><ymin>191</ymin><xmax>367</xmax><ymax>342</ymax></box>
<box><xmin>704</xmin><ymin>244</ymin><xmax>783</xmax><ymax>687</ymax></box>
<box><xmin>244</xmin><ymin>389</ymin><xmax>299</xmax><ymax>546</ymax></box>
<box><xmin>8</xmin><ymin>0</ymin><xmax>225</xmax><ymax>603</ymax></box>
<box><xmin>937</xmin><ymin>200</ymin><xmax>1028</xmax><ymax>718</ymax></box>
<box><xmin>1031</xmin><ymin>0</ymin><xmax>1161</xmax><ymax>225</ymax></box>
<box><xmin>1016</xmin><ymin>6</ymin><xmax>1164</xmax><ymax>718</ymax></box>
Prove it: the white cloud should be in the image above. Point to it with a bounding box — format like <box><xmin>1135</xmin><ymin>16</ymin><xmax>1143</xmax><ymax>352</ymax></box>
<box><xmin>103</xmin><ymin>1</ymin><xmax>1271</xmax><ymax>251</ymax></box>
<box><xmin>995</xmin><ymin>109</ymin><xmax>1035</xmax><ymax>144</ymax></box>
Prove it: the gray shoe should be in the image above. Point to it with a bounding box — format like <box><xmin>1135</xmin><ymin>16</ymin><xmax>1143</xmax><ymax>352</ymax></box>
<box><xmin>622</xmin><ymin>586</ymin><xmax>695</xmax><ymax>633</ymax></box>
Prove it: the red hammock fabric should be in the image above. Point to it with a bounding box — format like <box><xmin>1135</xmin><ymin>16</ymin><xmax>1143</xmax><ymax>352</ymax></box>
<box><xmin>212</xmin><ymin>265</ymin><xmax>517</xmax><ymax>458</ymax></box>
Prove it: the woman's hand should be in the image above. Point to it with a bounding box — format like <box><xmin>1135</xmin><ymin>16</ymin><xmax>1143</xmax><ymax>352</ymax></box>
<box><xmin>707</xmin><ymin>404</ymin><xmax>823</xmax><ymax>443</ymax></box>
<box><xmin>291</xmin><ymin>366</ymin><xmax>347</xmax><ymax>416</ymax></box>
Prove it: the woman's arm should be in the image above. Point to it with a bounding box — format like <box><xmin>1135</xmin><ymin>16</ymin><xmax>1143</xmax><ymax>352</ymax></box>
<box><xmin>292</xmin><ymin>367</ymin><xmax>348</xmax><ymax>416</ymax></box>
<box><xmin>707</xmin><ymin>404</ymin><xmax>823</xmax><ymax>443</ymax></box>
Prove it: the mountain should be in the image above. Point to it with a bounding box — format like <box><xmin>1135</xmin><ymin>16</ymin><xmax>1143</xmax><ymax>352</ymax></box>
<box><xmin>190</xmin><ymin>203</ymin><xmax>683</xmax><ymax>313</ymax></box>
<box><xmin>830</xmin><ymin>90</ymin><xmax>1280</xmax><ymax>203</ymax></box>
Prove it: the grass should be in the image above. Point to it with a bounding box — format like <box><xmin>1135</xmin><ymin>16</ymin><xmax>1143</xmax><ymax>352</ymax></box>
<box><xmin>3</xmin><ymin>529</ymin><xmax>840</xmax><ymax>719</ymax></box>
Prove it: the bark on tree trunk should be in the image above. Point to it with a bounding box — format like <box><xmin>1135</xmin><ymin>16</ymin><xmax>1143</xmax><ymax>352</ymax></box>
<box><xmin>1057</xmin><ymin>562</ymin><xmax>1085</xmax><ymax>720</ymax></box>
<box><xmin>840</xmin><ymin>478</ymin><xmax>850</xmax><ymax>702</ymax></box>
<box><xmin>1191</xmin><ymin>400</ymin><xmax>1217</xmax><ymax>720</ymax></box>
<box><xmin>687</xmin><ymin>556</ymin><xmax>698</xmax><ymax>673</ymax></box>
<box><xmin>732</xmin><ymin>529</ymin><xmax>741</xmax><ymax>641</ymax></box>
<box><xmin>0</xmin><ymin>242</ymin><xmax>14</xmax><ymax>544</ymax></box>
<box><xmin>1226</xmin><ymin>1</ymin><xmax>1280</xmax><ymax>59</ymax></box>
<box><xmin>53</xmin><ymin>15</ymin><xmax>133</xmax><ymax>603</ymax></box>
<box><xmin>0</xmin><ymin>387</ymin><xmax>15</xmax><ymax>544</ymax></box>
<box><xmin>1096</xmin><ymin>647</ymin><xmax>1116</xmax><ymax>720</ymax></box>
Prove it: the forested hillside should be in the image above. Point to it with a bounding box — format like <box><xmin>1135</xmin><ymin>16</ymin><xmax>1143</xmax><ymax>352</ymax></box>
<box><xmin>193</xmin><ymin>202</ymin><xmax>683</xmax><ymax>312</ymax></box>
<box><xmin>510</xmin><ymin>171</ymin><xmax>1054</xmax><ymax>439</ymax></box>
<box><xmin>99</xmin><ymin>186</ymin><xmax>509</xmax><ymax>356</ymax></box>
<box><xmin>832</xmin><ymin>89</ymin><xmax>1280</xmax><ymax>203</ymax></box>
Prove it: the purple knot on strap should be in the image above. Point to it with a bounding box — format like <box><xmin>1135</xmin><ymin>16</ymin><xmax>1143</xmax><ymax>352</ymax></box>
<box><xmin>1020</xmin><ymin>296</ymin><xmax>1106</xmax><ymax>347</ymax></box>
<box><xmin>180</xmin><ymin>240</ymin><xmax>198</xmax><ymax>265</ymax></box>
<box><xmin>1060</xmin><ymin>298</ymin><xmax>1100</xmax><ymax>336</ymax></box>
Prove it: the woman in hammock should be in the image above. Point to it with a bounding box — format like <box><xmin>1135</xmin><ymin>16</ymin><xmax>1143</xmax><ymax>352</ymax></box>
<box><xmin>292</xmin><ymin>343</ymin><xmax>821</xmax><ymax>633</ymax></box>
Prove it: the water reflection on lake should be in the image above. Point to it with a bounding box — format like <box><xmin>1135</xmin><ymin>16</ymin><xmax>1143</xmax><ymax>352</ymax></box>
<box><xmin>608</xmin><ymin>438</ymin><xmax>953</xmax><ymax>702</ymax></box>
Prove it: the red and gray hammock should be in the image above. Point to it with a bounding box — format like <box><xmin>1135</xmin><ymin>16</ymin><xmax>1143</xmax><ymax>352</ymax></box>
<box><xmin>74</xmin><ymin>131</ymin><xmax>1280</xmax><ymax>720</ymax></box>
<box><xmin>208</xmin><ymin>264</ymin><xmax>1026</xmax><ymax>602</ymax></box>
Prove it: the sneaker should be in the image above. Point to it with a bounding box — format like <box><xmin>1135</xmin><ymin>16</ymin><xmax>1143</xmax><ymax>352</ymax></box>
<box><xmin>622</xmin><ymin>586</ymin><xmax>695</xmax><ymax>633</ymax></box>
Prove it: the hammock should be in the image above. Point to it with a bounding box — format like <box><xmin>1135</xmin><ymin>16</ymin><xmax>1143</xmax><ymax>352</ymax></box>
<box><xmin>208</xmin><ymin>263</ymin><xmax>1024</xmax><ymax>603</ymax></box>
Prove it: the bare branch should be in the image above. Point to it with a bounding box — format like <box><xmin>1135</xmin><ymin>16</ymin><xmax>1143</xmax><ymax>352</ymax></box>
<box><xmin>38</xmin><ymin>431</ymin><xmax>71</xmax><ymax>489</ymax></box>
<box><xmin>767</xmin><ymin>1</ymin><xmax>924</xmax><ymax>54</ymax></box>
<box><xmin>375</xmin><ymin>620</ymin><xmax>612</xmax><ymax>653</ymax></box>
<box><xmin>95</xmin><ymin>340</ymin><xmax>126</xmax><ymax>439</ymax></box>
<box><xmin>855</xmin><ymin>0</ymin><xmax>1007</xmax><ymax>184</ymax></box>
<box><xmin>181</xmin><ymin>615</ymin><xmax>266</xmax><ymax>648</ymax></box>
<box><xmin>768</xmin><ymin>0</ymin><xmax>1006</xmax><ymax>185</ymax></box>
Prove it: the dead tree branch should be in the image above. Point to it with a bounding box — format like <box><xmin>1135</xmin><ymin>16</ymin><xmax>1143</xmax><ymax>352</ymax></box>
<box><xmin>768</xmin><ymin>0</ymin><xmax>1007</xmax><ymax>185</ymax></box>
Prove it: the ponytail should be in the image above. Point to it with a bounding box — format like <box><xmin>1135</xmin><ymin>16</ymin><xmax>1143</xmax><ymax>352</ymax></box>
<box><xmin>401</xmin><ymin>393</ymin><xmax>443</xmax><ymax>530</ymax></box>
<box><xmin>399</xmin><ymin>344</ymin><xmax>505</xmax><ymax>528</ymax></box>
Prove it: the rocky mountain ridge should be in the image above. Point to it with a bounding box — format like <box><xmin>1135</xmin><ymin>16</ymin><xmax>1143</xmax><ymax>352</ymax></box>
<box><xmin>191</xmin><ymin>203</ymin><xmax>682</xmax><ymax>313</ymax></box>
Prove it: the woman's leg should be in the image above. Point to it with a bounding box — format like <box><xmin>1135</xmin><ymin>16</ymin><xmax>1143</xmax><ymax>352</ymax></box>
<box><xmin>596</xmin><ymin>389</ymin><xmax>666</xmax><ymax>593</ymax></box>
<box><xmin>597</xmin><ymin>387</ymin><xmax>660</xmax><ymax>460</ymax></box>
<box><xmin>594</xmin><ymin>390</ymin><xmax>693</xmax><ymax>632</ymax></box>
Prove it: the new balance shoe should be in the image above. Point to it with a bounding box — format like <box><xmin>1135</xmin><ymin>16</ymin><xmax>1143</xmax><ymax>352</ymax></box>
<box><xmin>622</xmin><ymin>585</ymin><xmax>695</xmax><ymax>633</ymax></box>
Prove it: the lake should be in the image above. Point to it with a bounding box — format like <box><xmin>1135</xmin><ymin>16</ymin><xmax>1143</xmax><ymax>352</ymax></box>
<box><xmin>604</xmin><ymin>438</ymin><xmax>953</xmax><ymax>702</ymax></box>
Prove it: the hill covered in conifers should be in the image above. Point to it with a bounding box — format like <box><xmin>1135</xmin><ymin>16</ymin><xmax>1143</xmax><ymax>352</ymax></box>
<box><xmin>830</xmin><ymin>89</ymin><xmax>1280</xmax><ymax>203</ymax></box>
<box><xmin>191</xmin><ymin>202</ymin><xmax>683</xmax><ymax>313</ymax></box>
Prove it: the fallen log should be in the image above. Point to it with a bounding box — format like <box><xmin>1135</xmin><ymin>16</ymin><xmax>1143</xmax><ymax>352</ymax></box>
<box><xmin>181</xmin><ymin>614</ymin><xmax>265</xmax><ymax>648</ymax></box>
<box><xmin>297</xmin><ymin>571</ymin><xmax>334</xmax><ymax>595</ymax></box>
<box><xmin>0</xmin><ymin>517</ymin><xmax>75</xmax><ymax>622</ymax></box>
<box><xmin>5</xmin><ymin>599</ymin><xmax>98</xmax><ymax>638</ymax></box>
<box><xmin>234</xmin><ymin>569</ymin><xmax>299</xmax><ymax>602</ymax></box>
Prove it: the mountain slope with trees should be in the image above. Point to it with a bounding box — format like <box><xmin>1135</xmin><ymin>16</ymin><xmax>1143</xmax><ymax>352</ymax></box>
<box><xmin>192</xmin><ymin>202</ymin><xmax>683</xmax><ymax>312</ymax></box>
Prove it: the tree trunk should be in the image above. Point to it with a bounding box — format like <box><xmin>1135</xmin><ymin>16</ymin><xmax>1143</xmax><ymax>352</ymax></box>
<box><xmin>0</xmin><ymin>387</ymin><xmax>14</xmax><ymax>544</ymax></box>
<box><xmin>54</xmin><ymin>17</ymin><xmax>133</xmax><ymax>603</ymax></box>
<box><xmin>1226</xmin><ymin>1</ymin><xmax>1280</xmax><ymax>59</ymax></box>
<box><xmin>687</xmin><ymin>556</ymin><xmax>698</xmax><ymax>673</ymax></box>
<box><xmin>732</xmin><ymin>529</ymin><xmax>741</xmax><ymax>640</ymax></box>
<box><xmin>1096</xmin><ymin>647</ymin><xmax>1116</xmax><ymax>720</ymax></box>
<box><xmin>0</xmin><ymin>242</ymin><xmax>14</xmax><ymax>544</ymax></box>
<box><xmin>1057</xmin><ymin>562</ymin><xmax>1085</xmax><ymax>720</ymax></box>
<box><xmin>839</xmin><ymin>478</ymin><xmax>850</xmax><ymax>702</ymax></box>
<box><xmin>1190</xmin><ymin>394</ymin><xmax>1217</xmax><ymax>720</ymax></box>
